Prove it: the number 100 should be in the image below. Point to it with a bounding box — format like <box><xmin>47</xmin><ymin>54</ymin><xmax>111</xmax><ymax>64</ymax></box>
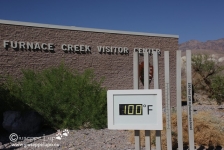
<box><xmin>119</xmin><ymin>104</ymin><xmax>143</xmax><ymax>115</ymax></box>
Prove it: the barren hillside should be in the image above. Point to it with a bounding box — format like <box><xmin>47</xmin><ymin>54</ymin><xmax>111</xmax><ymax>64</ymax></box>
<box><xmin>179</xmin><ymin>38</ymin><xmax>224</xmax><ymax>58</ymax></box>
<box><xmin>179</xmin><ymin>38</ymin><xmax>224</xmax><ymax>52</ymax></box>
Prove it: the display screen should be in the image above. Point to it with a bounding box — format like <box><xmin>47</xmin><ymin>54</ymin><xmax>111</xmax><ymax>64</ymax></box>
<box><xmin>119</xmin><ymin>104</ymin><xmax>143</xmax><ymax>115</ymax></box>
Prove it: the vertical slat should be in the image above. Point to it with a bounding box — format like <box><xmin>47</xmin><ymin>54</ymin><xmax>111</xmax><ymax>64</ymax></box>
<box><xmin>133</xmin><ymin>52</ymin><xmax>139</xmax><ymax>90</ymax></box>
<box><xmin>145</xmin><ymin>130</ymin><xmax>151</xmax><ymax>150</ymax></box>
<box><xmin>153</xmin><ymin>51</ymin><xmax>161</xmax><ymax>150</ymax></box>
<box><xmin>176</xmin><ymin>50</ymin><xmax>183</xmax><ymax>150</ymax></box>
<box><xmin>164</xmin><ymin>51</ymin><xmax>172</xmax><ymax>150</ymax></box>
<box><xmin>133</xmin><ymin>52</ymin><xmax>140</xmax><ymax>150</ymax></box>
<box><xmin>153</xmin><ymin>51</ymin><xmax>159</xmax><ymax>89</ymax></box>
<box><xmin>144</xmin><ymin>51</ymin><xmax>151</xmax><ymax>150</ymax></box>
<box><xmin>135</xmin><ymin>130</ymin><xmax>141</xmax><ymax>150</ymax></box>
<box><xmin>186</xmin><ymin>50</ymin><xmax>194</xmax><ymax>149</ymax></box>
<box><xmin>144</xmin><ymin>51</ymin><xmax>149</xmax><ymax>89</ymax></box>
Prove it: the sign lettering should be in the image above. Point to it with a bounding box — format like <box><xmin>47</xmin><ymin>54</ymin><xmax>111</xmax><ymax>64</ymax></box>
<box><xmin>3</xmin><ymin>40</ymin><xmax>161</xmax><ymax>55</ymax></box>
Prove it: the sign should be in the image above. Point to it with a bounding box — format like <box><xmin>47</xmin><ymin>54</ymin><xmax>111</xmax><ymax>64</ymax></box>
<box><xmin>3</xmin><ymin>40</ymin><xmax>161</xmax><ymax>55</ymax></box>
<box><xmin>107</xmin><ymin>89</ymin><xmax>163</xmax><ymax>130</ymax></box>
<box><xmin>3</xmin><ymin>40</ymin><xmax>54</xmax><ymax>51</ymax></box>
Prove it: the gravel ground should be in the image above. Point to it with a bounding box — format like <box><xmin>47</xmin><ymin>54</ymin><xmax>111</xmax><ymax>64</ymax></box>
<box><xmin>0</xmin><ymin>129</ymin><xmax>142</xmax><ymax>150</ymax></box>
<box><xmin>1</xmin><ymin>105</ymin><xmax>224</xmax><ymax>150</ymax></box>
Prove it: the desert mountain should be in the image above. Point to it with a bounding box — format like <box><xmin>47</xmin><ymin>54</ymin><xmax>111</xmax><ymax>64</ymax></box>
<box><xmin>179</xmin><ymin>38</ymin><xmax>224</xmax><ymax>68</ymax></box>
<box><xmin>179</xmin><ymin>38</ymin><xmax>224</xmax><ymax>52</ymax></box>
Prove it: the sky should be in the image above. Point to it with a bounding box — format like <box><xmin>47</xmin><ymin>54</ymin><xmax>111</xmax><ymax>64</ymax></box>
<box><xmin>0</xmin><ymin>0</ymin><xmax>223</xmax><ymax>44</ymax></box>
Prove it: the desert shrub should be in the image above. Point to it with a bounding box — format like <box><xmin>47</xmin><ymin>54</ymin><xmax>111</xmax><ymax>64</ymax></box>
<box><xmin>0</xmin><ymin>75</ymin><xmax>31</xmax><ymax>112</ymax></box>
<box><xmin>211</xmin><ymin>75</ymin><xmax>224</xmax><ymax>104</ymax></box>
<box><xmin>0</xmin><ymin>77</ymin><xmax>32</xmax><ymax>133</ymax></box>
<box><xmin>0</xmin><ymin>83</ymin><xmax>31</xmax><ymax>112</ymax></box>
<box><xmin>181</xmin><ymin>79</ymin><xmax>187</xmax><ymax>101</ymax></box>
<box><xmin>4</xmin><ymin>64</ymin><xmax>107</xmax><ymax>129</ymax></box>
<box><xmin>191</xmin><ymin>53</ymin><xmax>224</xmax><ymax>104</ymax></box>
<box><xmin>129</xmin><ymin>111</ymin><xmax>224</xmax><ymax>149</ymax></box>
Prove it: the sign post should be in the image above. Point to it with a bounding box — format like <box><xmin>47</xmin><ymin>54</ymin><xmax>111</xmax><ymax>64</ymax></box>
<box><xmin>186</xmin><ymin>50</ymin><xmax>194</xmax><ymax>149</ymax></box>
<box><xmin>144</xmin><ymin>51</ymin><xmax>151</xmax><ymax>150</ymax></box>
<box><xmin>133</xmin><ymin>51</ymin><xmax>140</xmax><ymax>150</ymax></box>
<box><xmin>164</xmin><ymin>51</ymin><xmax>172</xmax><ymax>150</ymax></box>
<box><xmin>176</xmin><ymin>50</ymin><xmax>183</xmax><ymax>150</ymax></box>
<box><xmin>153</xmin><ymin>51</ymin><xmax>162</xmax><ymax>150</ymax></box>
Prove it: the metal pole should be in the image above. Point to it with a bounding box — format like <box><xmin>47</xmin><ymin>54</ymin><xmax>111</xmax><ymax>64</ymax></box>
<box><xmin>164</xmin><ymin>51</ymin><xmax>172</xmax><ymax>150</ymax></box>
<box><xmin>176</xmin><ymin>50</ymin><xmax>183</xmax><ymax>150</ymax></box>
<box><xmin>144</xmin><ymin>51</ymin><xmax>151</xmax><ymax>150</ymax></box>
<box><xmin>186</xmin><ymin>50</ymin><xmax>194</xmax><ymax>150</ymax></box>
<box><xmin>153</xmin><ymin>51</ymin><xmax>161</xmax><ymax>150</ymax></box>
<box><xmin>133</xmin><ymin>52</ymin><xmax>140</xmax><ymax>150</ymax></box>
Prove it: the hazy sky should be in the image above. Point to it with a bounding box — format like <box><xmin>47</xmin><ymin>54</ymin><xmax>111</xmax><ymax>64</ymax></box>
<box><xmin>0</xmin><ymin>0</ymin><xmax>223</xmax><ymax>43</ymax></box>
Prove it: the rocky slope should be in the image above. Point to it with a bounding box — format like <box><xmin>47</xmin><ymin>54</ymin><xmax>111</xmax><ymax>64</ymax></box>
<box><xmin>179</xmin><ymin>38</ymin><xmax>224</xmax><ymax>52</ymax></box>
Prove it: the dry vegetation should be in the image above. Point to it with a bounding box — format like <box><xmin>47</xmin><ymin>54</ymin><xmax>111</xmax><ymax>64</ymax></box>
<box><xmin>129</xmin><ymin>111</ymin><xmax>224</xmax><ymax>149</ymax></box>
<box><xmin>181</xmin><ymin>53</ymin><xmax>224</xmax><ymax>104</ymax></box>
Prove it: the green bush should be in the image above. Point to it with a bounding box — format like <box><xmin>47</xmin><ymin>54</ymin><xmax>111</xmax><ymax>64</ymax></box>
<box><xmin>0</xmin><ymin>77</ymin><xmax>32</xmax><ymax>133</ymax></box>
<box><xmin>4</xmin><ymin>65</ymin><xmax>107</xmax><ymax>129</ymax></box>
<box><xmin>0</xmin><ymin>84</ymin><xmax>30</xmax><ymax>112</ymax></box>
<box><xmin>192</xmin><ymin>53</ymin><xmax>224</xmax><ymax>104</ymax></box>
<box><xmin>211</xmin><ymin>75</ymin><xmax>224</xmax><ymax>104</ymax></box>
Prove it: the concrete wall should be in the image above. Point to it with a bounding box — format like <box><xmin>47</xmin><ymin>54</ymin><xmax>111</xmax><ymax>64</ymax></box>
<box><xmin>0</xmin><ymin>20</ymin><xmax>178</xmax><ymax>106</ymax></box>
